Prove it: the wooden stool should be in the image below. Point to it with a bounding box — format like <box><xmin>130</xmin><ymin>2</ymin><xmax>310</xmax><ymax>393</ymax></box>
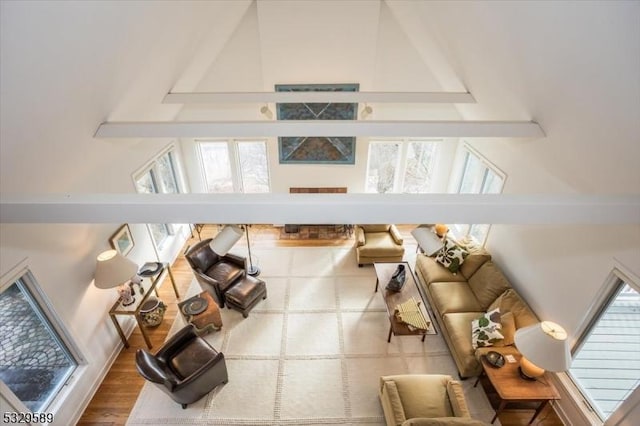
<box><xmin>178</xmin><ymin>291</ymin><xmax>222</xmax><ymax>335</ymax></box>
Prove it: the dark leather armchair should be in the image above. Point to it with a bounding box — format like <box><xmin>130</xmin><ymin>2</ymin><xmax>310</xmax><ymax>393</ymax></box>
<box><xmin>135</xmin><ymin>325</ymin><xmax>228</xmax><ymax>409</ymax></box>
<box><xmin>185</xmin><ymin>238</ymin><xmax>246</xmax><ymax>307</ymax></box>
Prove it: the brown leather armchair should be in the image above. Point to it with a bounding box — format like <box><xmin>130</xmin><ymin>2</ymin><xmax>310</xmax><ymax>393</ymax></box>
<box><xmin>185</xmin><ymin>238</ymin><xmax>246</xmax><ymax>307</ymax></box>
<box><xmin>135</xmin><ymin>325</ymin><xmax>228</xmax><ymax>409</ymax></box>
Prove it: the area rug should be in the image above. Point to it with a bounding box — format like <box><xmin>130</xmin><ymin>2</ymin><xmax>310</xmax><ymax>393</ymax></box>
<box><xmin>127</xmin><ymin>247</ymin><xmax>498</xmax><ymax>425</ymax></box>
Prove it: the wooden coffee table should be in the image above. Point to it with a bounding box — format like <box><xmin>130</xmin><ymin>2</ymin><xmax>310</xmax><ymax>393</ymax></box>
<box><xmin>178</xmin><ymin>291</ymin><xmax>222</xmax><ymax>335</ymax></box>
<box><xmin>374</xmin><ymin>262</ymin><xmax>436</xmax><ymax>342</ymax></box>
<box><xmin>475</xmin><ymin>354</ymin><xmax>560</xmax><ymax>424</ymax></box>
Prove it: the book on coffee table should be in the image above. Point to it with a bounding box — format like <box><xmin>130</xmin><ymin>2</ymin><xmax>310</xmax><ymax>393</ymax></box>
<box><xmin>394</xmin><ymin>297</ymin><xmax>430</xmax><ymax>331</ymax></box>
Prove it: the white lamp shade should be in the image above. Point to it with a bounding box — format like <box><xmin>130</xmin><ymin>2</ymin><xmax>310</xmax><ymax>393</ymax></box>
<box><xmin>514</xmin><ymin>321</ymin><xmax>571</xmax><ymax>372</ymax></box>
<box><xmin>411</xmin><ymin>226</ymin><xmax>444</xmax><ymax>256</ymax></box>
<box><xmin>94</xmin><ymin>249</ymin><xmax>139</xmax><ymax>289</ymax></box>
<box><xmin>210</xmin><ymin>225</ymin><xmax>243</xmax><ymax>255</ymax></box>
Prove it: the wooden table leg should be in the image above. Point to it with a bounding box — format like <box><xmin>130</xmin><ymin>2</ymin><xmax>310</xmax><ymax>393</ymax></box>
<box><xmin>166</xmin><ymin>264</ymin><xmax>180</xmax><ymax>299</ymax></box>
<box><xmin>474</xmin><ymin>368</ymin><xmax>486</xmax><ymax>388</ymax></box>
<box><xmin>109</xmin><ymin>314</ymin><xmax>129</xmax><ymax>349</ymax></box>
<box><xmin>387</xmin><ymin>326</ymin><xmax>393</xmax><ymax>342</ymax></box>
<box><xmin>492</xmin><ymin>400</ymin><xmax>507</xmax><ymax>424</ymax></box>
<box><xmin>530</xmin><ymin>400</ymin><xmax>549</xmax><ymax>424</ymax></box>
<box><xmin>375</xmin><ymin>277</ymin><xmax>380</xmax><ymax>292</ymax></box>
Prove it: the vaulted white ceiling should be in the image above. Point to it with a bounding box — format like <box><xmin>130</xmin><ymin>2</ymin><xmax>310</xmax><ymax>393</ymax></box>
<box><xmin>0</xmin><ymin>0</ymin><xmax>639</xmax><ymax>223</ymax></box>
<box><xmin>176</xmin><ymin>0</ymin><xmax>463</xmax><ymax>122</ymax></box>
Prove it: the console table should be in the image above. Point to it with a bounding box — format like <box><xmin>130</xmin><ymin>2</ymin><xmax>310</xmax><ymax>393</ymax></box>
<box><xmin>108</xmin><ymin>262</ymin><xmax>179</xmax><ymax>349</ymax></box>
<box><xmin>475</xmin><ymin>354</ymin><xmax>560</xmax><ymax>424</ymax></box>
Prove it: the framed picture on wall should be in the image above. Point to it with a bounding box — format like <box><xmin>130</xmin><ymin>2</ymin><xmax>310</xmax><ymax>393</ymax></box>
<box><xmin>275</xmin><ymin>83</ymin><xmax>359</xmax><ymax>164</ymax></box>
<box><xmin>110</xmin><ymin>224</ymin><xmax>135</xmax><ymax>256</ymax></box>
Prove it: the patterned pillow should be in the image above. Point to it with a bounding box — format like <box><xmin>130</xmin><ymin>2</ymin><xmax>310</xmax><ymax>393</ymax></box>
<box><xmin>471</xmin><ymin>308</ymin><xmax>504</xmax><ymax>349</ymax></box>
<box><xmin>435</xmin><ymin>239</ymin><xmax>469</xmax><ymax>273</ymax></box>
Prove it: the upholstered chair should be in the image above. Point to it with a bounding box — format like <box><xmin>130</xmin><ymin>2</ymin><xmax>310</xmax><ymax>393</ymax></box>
<box><xmin>185</xmin><ymin>238</ymin><xmax>246</xmax><ymax>307</ymax></box>
<box><xmin>355</xmin><ymin>224</ymin><xmax>405</xmax><ymax>266</ymax></box>
<box><xmin>379</xmin><ymin>374</ymin><xmax>489</xmax><ymax>426</ymax></box>
<box><xmin>135</xmin><ymin>325</ymin><xmax>228</xmax><ymax>409</ymax></box>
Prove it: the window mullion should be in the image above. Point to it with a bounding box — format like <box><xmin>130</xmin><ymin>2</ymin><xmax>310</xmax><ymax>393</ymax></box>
<box><xmin>152</xmin><ymin>164</ymin><xmax>167</xmax><ymax>193</ymax></box>
<box><xmin>395</xmin><ymin>140</ymin><xmax>408</xmax><ymax>192</ymax></box>
<box><xmin>229</xmin><ymin>140</ymin><xmax>243</xmax><ymax>192</ymax></box>
<box><xmin>457</xmin><ymin>151</ymin><xmax>471</xmax><ymax>193</ymax></box>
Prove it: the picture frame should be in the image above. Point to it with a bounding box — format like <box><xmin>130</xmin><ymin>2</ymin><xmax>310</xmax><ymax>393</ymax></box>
<box><xmin>275</xmin><ymin>83</ymin><xmax>358</xmax><ymax>164</ymax></box>
<box><xmin>110</xmin><ymin>224</ymin><xmax>135</xmax><ymax>256</ymax></box>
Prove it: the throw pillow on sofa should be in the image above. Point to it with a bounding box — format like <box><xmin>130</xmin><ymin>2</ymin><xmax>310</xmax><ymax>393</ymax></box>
<box><xmin>435</xmin><ymin>239</ymin><xmax>468</xmax><ymax>273</ymax></box>
<box><xmin>488</xmin><ymin>289</ymin><xmax>539</xmax><ymax>329</ymax></box>
<box><xmin>471</xmin><ymin>308</ymin><xmax>504</xmax><ymax>349</ymax></box>
<box><xmin>493</xmin><ymin>311</ymin><xmax>516</xmax><ymax>347</ymax></box>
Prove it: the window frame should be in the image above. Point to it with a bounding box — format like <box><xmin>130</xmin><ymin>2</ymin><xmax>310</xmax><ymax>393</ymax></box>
<box><xmin>197</xmin><ymin>139</ymin><xmax>271</xmax><ymax>194</ymax></box>
<box><xmin>451</xmin><ymin>143</ymin><xmax>506</xmax><ymax>245</ymax></box>
<box><xmin>365</xmin><ymin>138</ymin><xmax>440</xmax><ymax>194</ymax></box>
<box><xmin>132</xmin><ymin>145</ymin><xmax>183</xmax><ymax>249</ymax></box>
<box><xmin>235</xmin><ymin>140</ymin><xmax>271</xmax><ymax>193</ymax></box>
<box><xmin>365</xmin><ymin>140</ymin><xmax>402</xmax><ymax>194</ymax></box>
<box><xmin>0</xmin><ymin>261</ymin><xmax>84</xmax><ymax>413</ymax></box>
<box><xmin>564</xmin><ymin>265</ymin><xmax>640</xmax><ymax>423</ymax></box>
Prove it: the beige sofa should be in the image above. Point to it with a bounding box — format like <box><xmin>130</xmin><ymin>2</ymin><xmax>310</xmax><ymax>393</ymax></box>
<box><xmin>414</xmin><ymin>251</ymin><xmax>538</xmax><ymax>378</ymax></box>
<box><xmin>355</xmin><ymin>224</ymin><xmax>405</xmax><ymax>266</ymax></box>
<box><xmin>379</xmin><ymin>374</ymin><xmax>489</xmax><ymax>426</ymax></box>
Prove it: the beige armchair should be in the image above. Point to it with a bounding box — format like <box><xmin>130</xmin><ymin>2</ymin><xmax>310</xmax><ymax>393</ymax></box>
<box><xmin>355</xmin><ymin>225</ymin><xmax>405</xmax><ymax>266</ymax></box>
<box><xmin>379</xmin><ymin>374</ymin><xmax>488</xmax><ymax>426</ymax></box>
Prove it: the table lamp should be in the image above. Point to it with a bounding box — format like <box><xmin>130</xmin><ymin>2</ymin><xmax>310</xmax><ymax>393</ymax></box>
<box><xmin>94</xmin><ymin>249</ymin><xmax>139</xmax><ymax>306</ymax></box>
<box><xmin>434</xmin><ymin>223</ymin><xmax>449</xmax><ymax>238</ymax></box>
<box><xmin>514</xmin><ymin>320</ymin><xmax>571</xmax><ymax>380</ymax></box>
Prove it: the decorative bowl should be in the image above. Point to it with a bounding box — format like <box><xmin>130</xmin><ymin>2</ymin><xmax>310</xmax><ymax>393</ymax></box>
<box><xmin>485</xmin><ymin>351</ymin><xmax>505</xmax><ymax>368</ymax></box>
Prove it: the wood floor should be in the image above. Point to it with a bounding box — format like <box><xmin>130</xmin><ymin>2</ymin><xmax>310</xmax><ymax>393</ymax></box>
<box><xmin>77</xmin><ymin>225</ymin><xmax>563</xmax><ymax>426</ymax></box>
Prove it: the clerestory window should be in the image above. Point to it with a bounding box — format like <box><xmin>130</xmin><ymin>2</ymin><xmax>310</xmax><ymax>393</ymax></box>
<box><xmin>451</xmin><ymin>144</ymin><xmax>505</xmax><ymax>245</ymax></box>
<box><xmin>134</xmin><ymin>147</ymin><xmax>181</xmax><ymax>248</ymax></box>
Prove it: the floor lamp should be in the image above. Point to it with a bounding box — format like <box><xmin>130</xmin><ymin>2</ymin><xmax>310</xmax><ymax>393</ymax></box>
<box><xmin>243</xmin><ymin>225</ymin><xmax>260</xmax><ymax>277</ymax></box>
<box><xmin>210</xmin><ymin>224</ymin><xmax>260</xmax><ymax>277</ymax></box>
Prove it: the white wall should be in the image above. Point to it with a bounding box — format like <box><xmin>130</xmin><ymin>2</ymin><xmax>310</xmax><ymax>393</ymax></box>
<box><xmin>404</xmin><ymin>3</ymin><xmax>640</xmax><ymax>422</ymax></box>
<box><xmin>0</xmin><ymin>223</ymin><xmax>169</xmax><ymax>423</ymax></box>
<box><xmin>0</xmin><ymin>2</ymin><xmax>233</xmax><ymax>424</ymax></box>
<box><xmin>444</xmin><ymin>136</ymin><xmax>640</xmax><ymax>338</ymax></box>
<box><xmin>448</xmin><ymin>134</ymin><xmax>640</xmax><ymax>423</ymax></box>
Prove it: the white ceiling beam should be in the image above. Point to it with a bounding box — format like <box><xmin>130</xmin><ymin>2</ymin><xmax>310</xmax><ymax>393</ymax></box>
<box><xmin>163</xmin><ymin>91</ymin><xmax>476</xmax><ymax>104</ymax></box>
<box><xmin>1</xmin><ymin>194</ymin><xmax>638</xmax><ymax>224</ymax></box>
<box><xmin>95</xmin><ymin>120</ymin><xmax>544</xmax><ymax>138</ymax></box>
